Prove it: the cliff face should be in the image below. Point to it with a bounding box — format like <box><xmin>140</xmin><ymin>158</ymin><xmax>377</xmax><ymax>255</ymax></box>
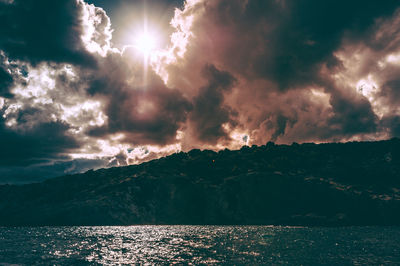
<box><xmin>1</xmin><ymin>139</ymin><xmax>400</xmax><ymax>226</ymax></box>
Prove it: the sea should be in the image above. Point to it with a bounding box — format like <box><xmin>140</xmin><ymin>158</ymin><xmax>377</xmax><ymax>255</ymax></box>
<box><xmin>0</xmin><ymin>226</ymin><xmax>399</xmax><ymax>265</ymax></box>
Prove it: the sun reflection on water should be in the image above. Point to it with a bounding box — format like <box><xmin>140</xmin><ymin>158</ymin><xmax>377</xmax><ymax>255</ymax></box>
<box><xmin>1</xmin><ymin>226</ymin><xmax>400</xmax><ymax>265</ymax></box>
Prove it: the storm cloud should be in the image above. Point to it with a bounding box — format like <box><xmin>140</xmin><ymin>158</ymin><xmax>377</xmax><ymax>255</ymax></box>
<box><xmin>0</xmin><ymin>0</ymin><xmax>98</xmax><ymax>65</ymax></box>
<box><xmin>1</xmin><ymin>0</ymin><xmax>400</xmax><ymax>182</ymax></box>
<box><xmin>86</xmin><ymin>50</ymin><xmax>192</xmax><ymax>145</ymax></box>
<box><xmin>165</xmin><ymin>0</ymin><xmax>400</xmax><ymax>144</ymax></box>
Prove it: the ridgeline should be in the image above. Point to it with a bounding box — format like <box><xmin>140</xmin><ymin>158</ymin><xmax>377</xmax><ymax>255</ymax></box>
<box><xmin>1</xmin><ymin>139</ymin><xmax>400</xmax><ymax>226</ymax></box>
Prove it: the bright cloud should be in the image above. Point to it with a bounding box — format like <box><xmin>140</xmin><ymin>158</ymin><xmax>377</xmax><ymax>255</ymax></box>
<box><xmin>1</xmin><ymin>0</ymin><xmax>400</xmax><ymax>183</ymax></box>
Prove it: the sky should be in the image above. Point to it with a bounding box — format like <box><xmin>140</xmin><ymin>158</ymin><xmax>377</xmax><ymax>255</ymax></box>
<box><xmin>0</xmin><ymin>0</ymin><xmax>400</xmax><ymax>183</ymax></box>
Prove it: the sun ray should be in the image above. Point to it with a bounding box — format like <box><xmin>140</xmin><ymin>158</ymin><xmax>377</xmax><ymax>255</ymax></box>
<box><xmin>131</xmin><ymin>13</ymin><xmax>160</xmax><ymax>87</ymax></box>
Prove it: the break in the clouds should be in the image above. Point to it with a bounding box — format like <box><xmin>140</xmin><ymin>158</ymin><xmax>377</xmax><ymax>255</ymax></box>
<box><xmin>0</xmin><ymin>0</ymin><xmax>400</xmax><ymax>183</ymax></box>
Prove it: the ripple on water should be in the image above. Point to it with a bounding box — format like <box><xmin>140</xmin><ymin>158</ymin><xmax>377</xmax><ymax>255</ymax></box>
<box><xmin>0</xmin><ymin>226</ymin><xmax>400</xmax><ymax>265</ymax></box>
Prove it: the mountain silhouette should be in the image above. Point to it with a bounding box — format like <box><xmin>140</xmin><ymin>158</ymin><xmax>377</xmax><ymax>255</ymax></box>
<box><xmin>1</xmin><ymin>139</ymin><xmax>399</xmax><ymax>226</ymax></box>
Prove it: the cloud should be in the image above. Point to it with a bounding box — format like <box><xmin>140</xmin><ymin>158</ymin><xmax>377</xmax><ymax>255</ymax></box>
<box><xmin>2</xmin><ymin>0</ymin><xmax>400</xmax><ymax>183</ymax></box>
<box><xmin>0</xmin><ymin>157</ymin><xmax>110</xmax><ymax>184</ymax></box>
<box><xmin>85</xmin><ymin>49</ymin><xmax>192</xmax><ymax>145</ymax></box>
<box><xmin>0</xmin><ymin>0</ymin><xmax>112</xmax><ymax>182</ymax></box>
<box><xmin>187</xmin><ymin>64</ymin><xmax>236</xmax><ymax>144</ymax></box>
<box><xmin>0</xmin><ymin>0</ymin><xmax>192</xmax><ymax>182</ymax></box>
<box><xmin>0</xmin><ymin>117</ymin><xmax>79</xmax><ymax>167</ymax></box>
<box><xmin>163</xmin><ymin>0</ymin><xmax>400</xmax><ymax>146</ymax></box>
<box><xmin>0</xmin><ymin>64</ymin><xmax>13</xmax><ymax>98</ymax></box>
<box><xmin>0</xmin><ymin>0</ymin><xmax>99</xmax><ymax>66</ymax></box>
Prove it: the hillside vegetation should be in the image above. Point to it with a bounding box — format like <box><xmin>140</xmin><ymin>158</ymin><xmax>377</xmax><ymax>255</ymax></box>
<box><xmin>0</xmin><ymin>139</ymin><xmax>399</xmax><ymax>226</ymax></box>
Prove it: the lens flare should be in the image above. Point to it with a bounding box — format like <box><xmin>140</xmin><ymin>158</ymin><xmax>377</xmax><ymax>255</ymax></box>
<box><xmin>135</xmin><ymin>32</ymin><xmax>157</xmax><ymax>56</ymax></box>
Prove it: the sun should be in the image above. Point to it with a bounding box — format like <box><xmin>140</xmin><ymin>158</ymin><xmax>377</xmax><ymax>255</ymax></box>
<box><xmin>134</xmin><ymin>31</ymin><xmax>158</xmax><ymax>56</ymax></box>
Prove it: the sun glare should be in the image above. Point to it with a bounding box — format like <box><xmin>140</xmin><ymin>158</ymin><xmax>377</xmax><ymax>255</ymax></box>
<box><xmin>135</xmin><ymin>31</ymin><xmax>157</xmax><ymax>56</ymax></box>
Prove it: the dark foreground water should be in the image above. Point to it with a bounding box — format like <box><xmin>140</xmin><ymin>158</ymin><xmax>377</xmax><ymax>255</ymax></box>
<box><xmin>0</xmin><ymin>226</ymin><xmax>400</xmax><ymax>265</ymax></box>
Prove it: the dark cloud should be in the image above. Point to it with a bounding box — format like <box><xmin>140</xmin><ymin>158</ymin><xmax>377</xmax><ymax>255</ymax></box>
<box><xmin>189</xmin><ymin>64</ymin><xmax>236</xmax><ymax>144</ymax></box>
<box><xmin>379</xmin><ymin>76</ymin><xmax>400</xmax><ymax>137</ymax></box>
<box><xmin>327</xmin><ymin>92</ymin><xmax>378</xmax><ymax>137</ymax></box>
<box><xmin>0</xmin><ymin>65</ymin><xmax>13</xmax><ymax>98</ymax></box>
<box><xmin>174</xmin><ymin>0</ymin><xmax>398</xmax><ymax>90</ymax></box>
<box><xmin>87</xmin><ymin>51</ymin><xmax>192</xmax><ymax>145</ymax></box>
<box><xmin>381</xmin><ymin>115</ymin><xmax>400</xmax><ymax>137</ymax></box>
<box><xmin>0</xmin><ymin>0</ymin><xmax>97</xmax><ymax>66</ymax></box>
<box><xmin>0</xmin><ymin>158</ymin><xmax>109</xmax><ymax>184</ymax></box>
<box><xmin>0</xmin><ymin>117</ymin><xmax>79</xmax><ymax>166</ymax></box>
<box><xmin>270</xmin><ymin>114</ymin><xmax>296</xmax><ymax>142</ymax></box>
<box><xmin>166</xmin><ymin>0</ymin><xmax>400</xmax><ymax>145</ymax></box>
<box><xmin>380</xmin><ymin>75</ymin><xmax>400</xmax><ymax>107</ymax></box>
<box><xmin>0</xmin><ymin>0</ymin><xmax>192</xmax><ymax>182</ymax></box>
<box><xmin>224</xmin><ymin>0</ymin><xmax>398</xmax><ymax>89</ymax></box>
<box><xmin>2</xmin><ymin>0</ymin><xmax>400</xmax><ymax>183</ymax></box>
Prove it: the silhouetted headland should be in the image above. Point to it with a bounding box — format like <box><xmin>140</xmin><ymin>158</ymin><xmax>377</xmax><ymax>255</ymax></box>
<box><xmin>1</xmin><ymin>139</ymin><xmax>399</xmax><ymax>226</ymax></box>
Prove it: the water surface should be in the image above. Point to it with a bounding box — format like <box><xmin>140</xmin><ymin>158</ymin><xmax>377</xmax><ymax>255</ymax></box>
<box><xmin>1</xmin><ymin>226</ymin><xmax>399</xmax><ymax>265</ymax></box>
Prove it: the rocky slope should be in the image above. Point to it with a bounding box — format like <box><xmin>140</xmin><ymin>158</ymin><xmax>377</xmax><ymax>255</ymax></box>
<box><xmin>1</xmin><ymin>139</ymin><xmax>400</xmax><ymax>226</ymax></box>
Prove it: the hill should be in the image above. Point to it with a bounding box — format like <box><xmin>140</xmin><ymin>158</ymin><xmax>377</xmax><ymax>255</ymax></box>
<box><xmin>1</xmin><ymin>139</ymin><xmax>400</xmax><ymax>226</ymax></box>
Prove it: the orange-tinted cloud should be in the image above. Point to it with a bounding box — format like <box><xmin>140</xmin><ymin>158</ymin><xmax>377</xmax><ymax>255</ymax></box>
<box><xmin>1</xmin><ymin>0</ymin><xmax>400</xmax><ymax>182</ymax></box>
